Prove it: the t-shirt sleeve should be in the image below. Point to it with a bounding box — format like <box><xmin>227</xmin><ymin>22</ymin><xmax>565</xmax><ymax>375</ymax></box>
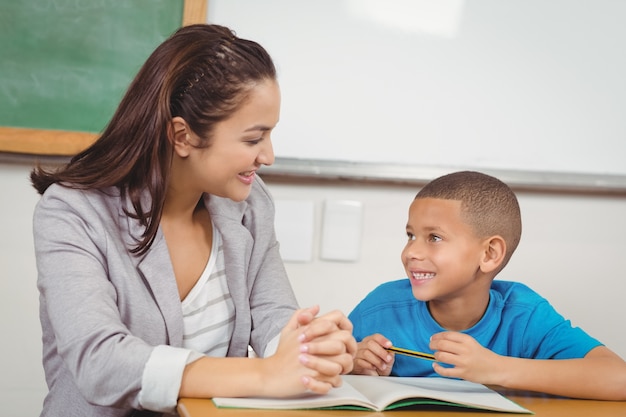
<box><xmin>348</xmin><ymin>300</ymin><xmax>369</xmax><ymax>342</ymax></box>
<box><xmin>524</xmin><ymin>300</ymin><xmax>603</xmax><ymax>359</ymax></box>
<box><xmin>348</xmin><ymin>280</ymin><xmax>409</xmax><ymax>344</ymax></box>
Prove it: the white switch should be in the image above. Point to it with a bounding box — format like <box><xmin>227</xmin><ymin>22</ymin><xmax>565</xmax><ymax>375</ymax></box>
<box><xmin>320</xmin><ymin>200</ymin><xmax>363</xmax><ymax>262</ymax></box>
<box><xmin>274</xmin><ymin>200</ymin><xmax>314</xmax><ymax>262</ymax></box>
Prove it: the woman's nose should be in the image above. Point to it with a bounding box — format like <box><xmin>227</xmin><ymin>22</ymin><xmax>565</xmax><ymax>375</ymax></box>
<box><xmin>257</xmin><ymin>138</ymin><xmax>275</xmax><ymax>166</ymax></box>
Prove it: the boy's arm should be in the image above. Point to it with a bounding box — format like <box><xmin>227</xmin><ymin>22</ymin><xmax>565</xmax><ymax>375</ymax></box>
<box><xmin>430</xmin><ymin>332</ymin><xmax>626</xmax><ymax>400</ymax></box>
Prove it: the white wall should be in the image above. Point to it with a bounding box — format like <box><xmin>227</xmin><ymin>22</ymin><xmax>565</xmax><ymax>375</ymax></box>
<box><xmin>0</xmin><ymin>163</ymin><xmax>46</xmax><ymax>417</ymax></box>
<box><xmin>2</xmin><ymin>162</ymin><xmax>626</xmax><ymax>416</ymax></box>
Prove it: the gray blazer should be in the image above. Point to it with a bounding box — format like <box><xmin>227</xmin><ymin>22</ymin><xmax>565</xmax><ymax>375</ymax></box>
<box><xmin>33</xmin><ymin>177</ymin><xmax>298</xmax><ymax>416</ymax></box>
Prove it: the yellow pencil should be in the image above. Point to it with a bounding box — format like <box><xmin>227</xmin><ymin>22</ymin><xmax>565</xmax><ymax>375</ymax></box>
<box><xmin>386</xmin><ymin>346</ymin><xmax>436</xmax><ymax>361</ymax></box>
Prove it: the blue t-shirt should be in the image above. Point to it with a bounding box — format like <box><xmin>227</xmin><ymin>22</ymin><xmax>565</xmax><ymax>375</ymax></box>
<box><xmin>349</xmin><ymin>279</ymin><xmax>602</xmax><ymax>377</ymax></box>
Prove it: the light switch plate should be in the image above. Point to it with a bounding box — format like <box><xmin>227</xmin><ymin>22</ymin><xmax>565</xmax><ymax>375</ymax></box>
<box><xmin>320</xmin><ymin>200</ymin><xmax>363</xmax><ymax>262</ymax></box>
<box><xmin>274</xmin><ymin>200</ymin><xmax>314</xmax><ymax>262</ymax></box>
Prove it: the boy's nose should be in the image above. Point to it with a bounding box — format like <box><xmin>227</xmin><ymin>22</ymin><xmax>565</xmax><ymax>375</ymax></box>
<box><xmin>403</xmin><ymin>240</ymin><xmax>425</xmax><ymax>261</ymax></box>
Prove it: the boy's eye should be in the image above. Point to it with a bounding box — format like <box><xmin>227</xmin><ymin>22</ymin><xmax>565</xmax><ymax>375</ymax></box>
<box><xmin>428</xmin><ymin>234</ymin><xmax>442</xmax><ymax>242</ymax></box>
<box><xmin>406</xmin><ymin>232</ymin><xmax>416</xmax><ymax>241</ymax></box>
<box><xmin>247</xmin><ymin>138</ymin><xmax>262</xmax><ymax>145</ymax></box>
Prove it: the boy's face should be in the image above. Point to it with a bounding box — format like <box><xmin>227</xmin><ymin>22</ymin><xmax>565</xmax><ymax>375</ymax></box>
<box><xmin>402</xmin><ymin>197</ymin><xmax>488</xmax><ymax>303</ymax></box>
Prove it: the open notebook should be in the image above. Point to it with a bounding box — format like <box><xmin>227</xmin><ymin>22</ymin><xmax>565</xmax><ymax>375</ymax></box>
<box><xmin>213</xmin><ymin>374</ymin><xmax>531</xmax><ymax>413</ymax></box>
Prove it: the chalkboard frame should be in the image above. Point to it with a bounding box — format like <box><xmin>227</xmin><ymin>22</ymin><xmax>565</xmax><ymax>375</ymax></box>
<box><xmin>258</xmin><ymin>157</ymin><xmax>626</xmax><ymax>195</ymax></box>
<box><xmin>0</xmin><ymin>0</ymin><xmax>207</xmax><ymax>156</ymax></box>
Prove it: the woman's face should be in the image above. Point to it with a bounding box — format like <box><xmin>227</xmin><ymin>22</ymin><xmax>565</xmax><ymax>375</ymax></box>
<box><xmin>184</xmin><ymin>79</ymin><xmax>280</xmax><ymax>202</ymax></box>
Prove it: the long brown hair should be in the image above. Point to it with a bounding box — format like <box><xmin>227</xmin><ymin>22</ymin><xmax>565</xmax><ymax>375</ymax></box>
<box><xmin>30</xmin><ymin>24</ymin><xmax>277</xmax><ymax>255</ymax></box>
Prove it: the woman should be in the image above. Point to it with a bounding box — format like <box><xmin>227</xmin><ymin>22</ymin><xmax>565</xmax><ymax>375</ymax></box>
<box><xmin>31</xmin><ymin>24</ymin><xmax>355</xmax><ymax>416</ymax></box>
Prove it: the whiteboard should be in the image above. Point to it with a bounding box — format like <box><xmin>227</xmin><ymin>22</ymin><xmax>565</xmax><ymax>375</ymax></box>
<box><xmin>208</xmin><ymin>0</ymin><xmax>626</xmax><ymax>191</ymax></box>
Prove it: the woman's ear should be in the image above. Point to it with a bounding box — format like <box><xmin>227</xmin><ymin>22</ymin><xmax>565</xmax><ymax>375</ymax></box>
<box><xmin>169</xmin><ymin>116</ymin><xmax>192</xmax><ymax>158</ymax></box>
<box><xmin>479</xmin><ymin>236</ymin><xmax>506</xmax><ymax>274</ymax></box>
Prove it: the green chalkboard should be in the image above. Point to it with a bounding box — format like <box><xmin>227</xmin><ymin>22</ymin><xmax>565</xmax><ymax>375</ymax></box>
<box><xmin>0</xmin><ymin>0</ymin><xmax>184</xmax><ymax>134</ymax></box>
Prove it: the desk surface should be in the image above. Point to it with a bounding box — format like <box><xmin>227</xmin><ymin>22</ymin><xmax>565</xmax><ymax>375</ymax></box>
<box><xmin>178</xmin><ymin>390</ymin><xmax>626</xmax><ymax>417</ymax></box>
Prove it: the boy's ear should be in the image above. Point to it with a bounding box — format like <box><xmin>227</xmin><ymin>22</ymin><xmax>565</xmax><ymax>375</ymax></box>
<box><xmin>169</xmin><ymin>116</ymin><xmax>192</xmax><ymax>158</ymax></box>
<box><xmin>479</xmin><ymin>236</ymin><xmax>506</xmax><ymax>274</ymax></box>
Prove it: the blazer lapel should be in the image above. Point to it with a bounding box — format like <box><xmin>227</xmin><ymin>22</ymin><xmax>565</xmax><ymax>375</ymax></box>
<box><xmin>136</xmin><ymin>231</ymin><xmax>184</xmax><ymax>346</ymax></box>
<box><xmin>120</xmin><ymin>191</ymin><xmax>184</xmax><ymax>347</ymax></box>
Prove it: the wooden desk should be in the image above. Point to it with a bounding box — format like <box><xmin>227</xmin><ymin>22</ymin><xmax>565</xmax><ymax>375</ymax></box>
<box><xmin>178</xmin><ymin>390</ymin><xmax>626</xmax><ymax>417</ymax></box>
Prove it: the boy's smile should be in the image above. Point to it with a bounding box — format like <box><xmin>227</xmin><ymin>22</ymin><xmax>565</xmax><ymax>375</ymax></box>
<box><xmin>409</xmin><ymin>270</ymin><xmax>436</xmax><ymax>285</ymax></box>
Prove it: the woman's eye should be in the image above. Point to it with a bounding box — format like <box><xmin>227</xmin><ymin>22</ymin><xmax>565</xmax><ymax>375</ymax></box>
<box><xmin>406</xmin><ymin>233</ymin><xmax>416</xmax><ymax>241</ymax></box>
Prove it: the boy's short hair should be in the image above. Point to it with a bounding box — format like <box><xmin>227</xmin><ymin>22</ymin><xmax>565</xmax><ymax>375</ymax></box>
<box><xmin>415</xmin><ymin>171</ymin><xmax>522</xmax><ymax>271</ymax></box>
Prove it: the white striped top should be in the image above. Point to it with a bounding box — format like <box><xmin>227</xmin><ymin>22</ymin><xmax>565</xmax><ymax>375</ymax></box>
<box><xmin>181</xmin><ymin>226</ymin><xmax>235</xmax><ymax>356</ymax></box>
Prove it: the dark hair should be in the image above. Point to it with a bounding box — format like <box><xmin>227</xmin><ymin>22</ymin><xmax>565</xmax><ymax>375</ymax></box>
<box><xmin>31</xmin><ymin>24</ymin><xmax>277</xmax><ymax>255</ymax></box>
<box><xmin>415</xmin><ymin>171</ymin><xmax>522</xmax><ymax>271</ymax></box>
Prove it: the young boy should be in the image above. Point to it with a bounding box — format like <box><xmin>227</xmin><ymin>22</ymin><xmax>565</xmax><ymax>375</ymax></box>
<box><xmin>349</xmin><ymin>171</ymin><xmax>626</xmax><ymax>400</ymax></box>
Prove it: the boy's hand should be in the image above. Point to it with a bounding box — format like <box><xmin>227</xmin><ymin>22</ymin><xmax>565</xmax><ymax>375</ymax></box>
<box><xmin>429</xmin><ymin>331</ymin><xmax>503</xmax><ymax>384</ymax></box>
<box><xmin>351</xmin><ymin>333</ymin><xmax>395</xmax><ymax>376</ymax></box>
